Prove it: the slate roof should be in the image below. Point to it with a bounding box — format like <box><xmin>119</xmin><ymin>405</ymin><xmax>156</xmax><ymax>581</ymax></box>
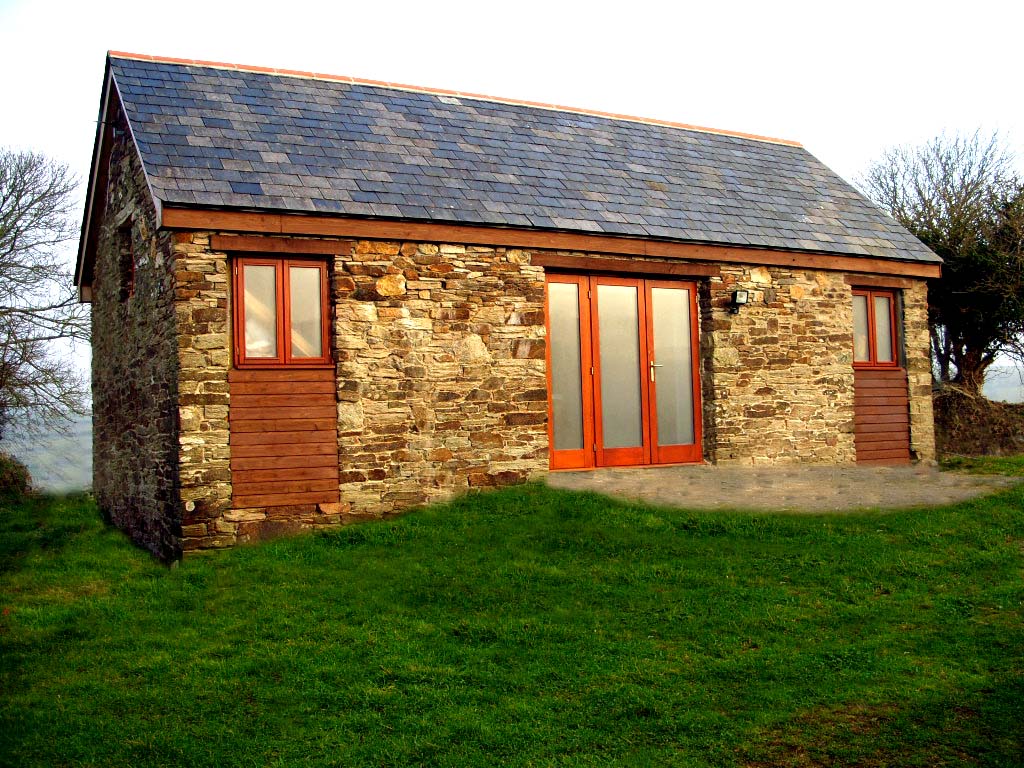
<box><xmin>106</xmin><ymin>53</ymin><xmax>939</xmax><ymax>263</ymax></box>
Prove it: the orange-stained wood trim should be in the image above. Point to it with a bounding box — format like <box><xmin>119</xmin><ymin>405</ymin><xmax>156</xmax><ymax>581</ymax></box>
<box><xmin>853</xmin><ymin>367</ymin><xmax>910</xmax><ymax>465</ymax></box>
<box><xmin>230</xmin><ymin>430</ymin><xmax>337</xmax><ymax>446</ymax></box>
<box><xmin>232</xmin><ymin>477</ymin><xmax>339</xmax><ymax>495</ymax></box>
<box><xmin>211</xmin><ymin>234</ymin><xmax>352</xmax><ymax>255</ymax></box>
<box><xmin>228</xmin><ymin>368</ymin><xmax>334</xmax><ymax>382</ymax></box>
<box><xmin>230</xmin><ymin>418</ymin><xmax>336</xmax><ymax>433</ymax></box>
<box><xmin>230</xmin><ymin>405</ymin><xmax>337</xmax><ymax>421</ymax></box>
<box><xmin>229</xmin><ymin>381</ymin><xmax>336</xmax><ymax>395</ymax></box>
<box><xmin>234</xmin><ymin>491</ymin><xmax>339</xmax><ymax>509</ymax></box>
<box><xmin>230</xmin><ymin>442</ymin><xmax>338</xmax><ymax>459</ymax></box>
<box><xmin>844</xmin><ymin>275</ymin><xmax>919</xmax><ymax>289</ymax></box>
<box><xmin>234</xmin><ymin>466</ymin><xmax>338</xmax><ymax>484</ymax></box>
<box><xmin>545</xmin><ymin>275</ymin><xmax>595</xmax><ymax>470</ymax></box>
<box><xmin>231</xmin><ymin>454</ymin><xmax>339</xmax><ymax>471</ymax></box>
<box><xmin>591</xmin><ymin>275</ymin><xmax>651</xmax><ymax>467</ymax></box>
<box><xmin>534</xmin><ymin>253</ymin><xmax>720</xmax><ymax>277</ymax></box>
<box><xmin>644</xmin><ymin>279</ymin><xmax>703</xmax><ymax>465</ymax></box>
<box><xmin>161</xmin><ymin>208</ymin><xmax>943</xmax><ymax>279</ymax></box>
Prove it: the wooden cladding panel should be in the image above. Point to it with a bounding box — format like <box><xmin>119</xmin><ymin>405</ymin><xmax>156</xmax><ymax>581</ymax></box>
<box><xmin>229</xmin><ymin>368</ymin><xmax>340</xmax><ymax>507</ymax></box>
<box><xmin>853</xmin><ymin>368</ymin><xmax>911</xmax><ymax>465</ymax></box>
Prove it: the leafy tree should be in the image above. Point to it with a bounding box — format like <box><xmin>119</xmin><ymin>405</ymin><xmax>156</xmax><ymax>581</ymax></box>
<box><xmin>0</xmin><ymin>148</ymin><xmax>89</xmax><ymax>441</ymax></box>
<box><xmin>861</xmin><ymin>132</ymin><xmax>1024</xmax><ymax>394</ymax></box>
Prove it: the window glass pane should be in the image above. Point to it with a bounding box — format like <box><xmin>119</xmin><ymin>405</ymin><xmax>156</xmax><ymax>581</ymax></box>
<box><xmin>597</xmin><ymin>284</ymin><xmax>643</xmax><ymax>449</ymax></box>
<box><xmin>874</xmin><ymin>295</ymin><xmax>894</xmax><ymax>363</ymax></box>
<box><xmin>651</xmin><ymin>287</ymin><xmax>695</xmax><ymax>446</ymax></box>
<box><xmin>243</xmin><ymin>264</ymin><xmax>278</xmax><ymax>358</ymax></box>
<box><xmin>852</xmin><ymin>294</ymin><xmax>870</xmax><ymax>362</ymax></box>
<box><xmin>548</xmin><ymin>282</ymin><xmax>585</xmax><ymax>451</ymax></box>
<box><xmin>289</xmin><ymin>266</ymin><xmax>323</xmax><ymax>358</ymax></box>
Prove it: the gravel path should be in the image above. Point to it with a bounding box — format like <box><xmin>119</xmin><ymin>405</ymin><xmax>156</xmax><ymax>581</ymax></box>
<box><xmin>546</xmin><ymin>464</ymin><xmax>1020</xmax><ymax>513</ymax></box>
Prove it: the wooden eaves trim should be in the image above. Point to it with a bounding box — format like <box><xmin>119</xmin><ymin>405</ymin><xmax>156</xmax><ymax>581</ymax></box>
<box><xmin>162</xmin><ymin>208</ymin><xmax>942</xmax><ymax>279</ymax></box>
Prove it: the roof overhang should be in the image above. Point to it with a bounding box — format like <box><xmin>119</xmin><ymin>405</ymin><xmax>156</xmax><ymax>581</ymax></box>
<box><xmin>76</xmin><ymin>57</ymin><xmax>162</xmax><ymax>302</ymax></box>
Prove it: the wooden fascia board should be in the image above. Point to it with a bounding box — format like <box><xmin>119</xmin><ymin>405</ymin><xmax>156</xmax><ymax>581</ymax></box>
<box><xmin>75</xmin><ymin>66</ymin><xmax>165</xmax><ymax>298</ymax></box>
<box><xmin>161</xmin><ymin>207</ymin><xmax>943</xmax><ymax>279</ymax></box>
<box><xmin>76</xmin><ymin>66</ymin><xmax>116</xmax><ymax>293</ymax></box>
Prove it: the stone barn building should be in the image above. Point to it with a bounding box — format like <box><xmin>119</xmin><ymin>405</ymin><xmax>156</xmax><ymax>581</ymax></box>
<box><xmin>77</xmin><ymin>52</ymin><xmax>941</xmax><ymax>559</ymax></box>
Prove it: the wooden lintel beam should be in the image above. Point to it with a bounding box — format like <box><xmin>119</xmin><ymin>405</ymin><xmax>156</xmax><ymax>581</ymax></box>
<box><xmin>210</xmin><ymin>234</ymin><xmax>351</xmax><ymax>255</ymax></box>
<box><xmin>162</xmin><ymin>208</ymin><xmax>942</xmax><ymax>279</ymax></box>
<box><xmin>843</xmin><ymin>275</ymin><xmax>918</xmax><ymax>289</ymax></box>
<box><xmin>532</xmin><ymin>253</ymin><xmax>720</xmax><ymax>277</ymax></box>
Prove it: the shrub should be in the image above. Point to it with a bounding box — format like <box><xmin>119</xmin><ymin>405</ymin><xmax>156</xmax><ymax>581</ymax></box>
<box><xmin>934</xmin><ymin>386</ymin><xmax>1024</xmax><ymax>456</ymax></box>
<box><xmin>0</xmin><ymin>451</ymin><xmax>32</xmax><ymax>498</ymax></box>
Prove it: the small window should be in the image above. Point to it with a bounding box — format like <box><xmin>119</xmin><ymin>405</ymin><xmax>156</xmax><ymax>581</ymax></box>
<box><xmin>117</xmin><ymin>226</ymin><xmax>134</xmax><ymax>301</ymax></box>
<box><xmin>852</xmin><ymin>289</ymin><xmax>898</xmax><ymax>367</ymax></box>
<box><xmin>233</xmin><ymin>257</ymin><xmax>330</xmax><ymax>367</ymax></box>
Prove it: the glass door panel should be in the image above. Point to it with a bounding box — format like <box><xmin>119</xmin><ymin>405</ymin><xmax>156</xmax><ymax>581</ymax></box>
<box><xmin>544</xmin><ymin>274</ymin><xmax>702</xmax><ymax>470</ymax></box>
<box><xmin>595</xmin><ymin>281</ymin><xmax>648</xmax><ymax>465</ymax></box>
<box><xmin>549</xmin><ymin>282</ymin><xmax>585</xmax><ymax>451</ymax></box>
<box><xmin>650</xmin><ymin>287</ymin><xmax>694</xmax><ymax>445</ymax></box>
<box><xmin>546</xmin><ymin>276</ymin><xmax>593</xmax><ymax>469</ymax></box>
<box><xmin>647</xmin><ymin>283</ymin><xmax>702</xmax><ymax>463</ymax></box>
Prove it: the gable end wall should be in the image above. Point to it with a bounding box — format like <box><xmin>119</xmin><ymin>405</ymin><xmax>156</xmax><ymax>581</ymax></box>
<box><xmin>91</xmin><ymin>110</ymin><xmax>181</xmax><ymax>560</ymax></box>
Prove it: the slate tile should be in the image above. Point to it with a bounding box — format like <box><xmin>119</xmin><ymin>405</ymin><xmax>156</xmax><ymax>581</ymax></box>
<box><xmin>109</xmin><ymin>56</ymin><xmax>938</xmax><ymax>264</ymax></box>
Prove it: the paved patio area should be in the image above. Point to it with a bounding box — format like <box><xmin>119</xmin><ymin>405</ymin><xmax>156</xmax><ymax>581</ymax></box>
<box><xmin>546</xmin><ymin>464</ymin><xmax>1020</xmax><ymax>513</ymax></box>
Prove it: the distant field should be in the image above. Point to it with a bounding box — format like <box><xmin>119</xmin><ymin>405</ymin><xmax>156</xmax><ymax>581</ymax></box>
<box><xmin>1</xmin><ymin>469</ymin><xmax>1021</xmax><ymax>767</ymax></box>
<box><xmin>4</xmin><ymin>414</ymin><xmax>91</xmax><ymax>492</ymax></box>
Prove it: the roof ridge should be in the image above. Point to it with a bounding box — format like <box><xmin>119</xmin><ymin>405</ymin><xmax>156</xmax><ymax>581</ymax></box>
<box><xmin>107</xmin><ymin>50</ymin><xmax>804</xmax><ymax>149</ymax></box>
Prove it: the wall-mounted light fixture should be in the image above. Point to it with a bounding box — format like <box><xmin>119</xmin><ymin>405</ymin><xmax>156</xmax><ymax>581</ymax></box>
<box><xmin>729</xmin><ymin>289</ymin><xmax>749</xmax><ymax>314</ymax></box>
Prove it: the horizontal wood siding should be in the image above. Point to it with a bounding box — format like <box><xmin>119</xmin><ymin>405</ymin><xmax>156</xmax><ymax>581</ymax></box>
<box><xmin>854</xmin><ymin>368</ymin><xmax>911</xmax><ymax>465</ymax></box>
<box><xmin>229</xmin><ymin>368</ymin><xmax>340</xmax><ymax>508</ymax></box>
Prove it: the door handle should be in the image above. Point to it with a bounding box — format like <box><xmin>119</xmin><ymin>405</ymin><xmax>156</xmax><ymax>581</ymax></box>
<box><xmin>649</xmin><ymin>362</ymin><xmax>663</xmax><ymax>381</ymax></box>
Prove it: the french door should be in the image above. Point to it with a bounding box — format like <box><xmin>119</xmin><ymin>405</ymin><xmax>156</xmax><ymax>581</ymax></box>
<box><xmin>546</xmin><ymin>274</ymin><xmax>702</xmax><ymax>469</ymax></box>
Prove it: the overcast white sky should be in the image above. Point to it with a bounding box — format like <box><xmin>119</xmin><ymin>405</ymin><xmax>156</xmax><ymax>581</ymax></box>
<box><xmin>1</xmin><ymin>0</ymin><xmax>1022</xmax><ymax>385</ymax></box>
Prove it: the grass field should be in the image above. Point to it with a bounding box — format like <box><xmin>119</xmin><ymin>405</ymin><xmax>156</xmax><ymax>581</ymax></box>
<box><xmin>1</xmin><ymin>463</ymin><xmax>1022</xmax><ymax>766</ymax></box>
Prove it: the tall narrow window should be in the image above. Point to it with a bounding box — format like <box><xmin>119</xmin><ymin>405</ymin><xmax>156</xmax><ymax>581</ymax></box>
<box><xmin>233</xmin><ymin>257</ymin><xmax>330</xmax><ymax>367</ymax></box>
<box><xmin>117</xmin><ymin>225</ymin><xmax>135</xmax><ymax>301</ymax></box>
<box><xmin>852</xmin><ymin>289</ymin><xmax>898</xmax><ymax>367</ymax></box>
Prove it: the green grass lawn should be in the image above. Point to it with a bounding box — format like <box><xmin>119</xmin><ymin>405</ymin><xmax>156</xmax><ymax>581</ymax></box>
<box><xmin>1</xmin><ymin>470</ymin><xmax>1022</xmax><ymax>767</ymax></box>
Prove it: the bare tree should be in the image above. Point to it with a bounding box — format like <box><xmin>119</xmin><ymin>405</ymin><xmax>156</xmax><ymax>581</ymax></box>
<box><xmin>0</xmin><ymin>149</ymin><xmax>89</xmax><ymax>441</ymax></box>
<box><xmin>860</xmin><ymin>132</ymin><xmax>1024</xmax><ymax>394</ymax></box>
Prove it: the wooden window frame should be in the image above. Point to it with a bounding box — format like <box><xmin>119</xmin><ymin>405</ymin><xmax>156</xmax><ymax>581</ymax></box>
<box><xmin>545</xmin><ymin>274</ymin><xmax>595</xmax><ymax>470</ymax></box>
<box><xmin>232</xmin><ymin>256</ymin><xmax>332</xmax><ymax>369</ymax></box>
<box><xmin>545</xmin><ymin>274</ymin><xmax>703</xmax><ymax>470</ymax></box>
<box><xmin>852</xmin><ymin>288</ymin><xmax>900</xmax><ymax>369</ymax></box>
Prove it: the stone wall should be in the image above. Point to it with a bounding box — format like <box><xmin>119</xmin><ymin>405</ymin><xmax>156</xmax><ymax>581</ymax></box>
<box><xmin>91</xmin><ymin>106</ymin><xmax>181</xmax><ymax>560</ymax></box>
<box><xmin>901</xmin><ymin>280</ymin><xmax>936</xmax><ymax>462</ymax></box>
<box><xmin>172</xmin><ymin>232</ymin><xmax>233</xmax><ymax>551</ymax></box>
<box><xmin>332</xmin><ymin>241</ymin><xmax>549</xmax><ymax>515</ymax></box>
<box><xmin>95</xmin><ymin>210</ymin><xmax>935</xmax><ymax>554</ymax></box>
<box><xmin>173</xmin><ymin>236</ymin><xmax>549</xmax><ymax>550</ymax></box>
<box><xmin>703</xmin><ymin>265</ymin><xmax>859</xmax><ymax>464</ymax></box>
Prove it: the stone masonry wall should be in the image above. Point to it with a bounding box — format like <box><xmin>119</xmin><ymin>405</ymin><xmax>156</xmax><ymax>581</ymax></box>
<box><xmin>901</xmin><ymin>280</ymin><xmax>936</xmax><ymax>462</ymax></box>
<box><xmin>175</xmin><ymin>236</ymin><xmax>549</xmax><ymax>551</ymax></box>
<box><xmin>91</xmin><ymin>106</ymin><xmax>181</xmax><ymax>560</ymax></box>
<box><xmin>168</xmin><ymin>233</ymin><xmax>935</xmax><ymax>551</ymax></box>
<box><xmin>704</xmin><ymin>265</ymin><xmax>858</xmax><ymax>464</ymax></box>
<box><xmin>331</xmin><ymin>241</ymin><xmax>549</xmax><ymax>514</ymax></box>
<box><xmin>173</xmin><ymin>232</ymin><xmax>233</xmax><ymax>550</ymax></box>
